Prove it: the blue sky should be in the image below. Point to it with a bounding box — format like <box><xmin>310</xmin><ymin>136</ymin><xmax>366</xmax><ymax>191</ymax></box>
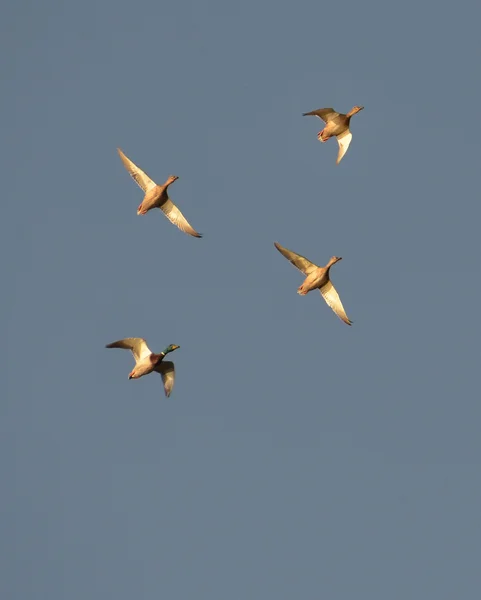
<box><xmin>2</xmin><ymin>0</ymin><xmax>481</xmax><ymax>598</ymax></box>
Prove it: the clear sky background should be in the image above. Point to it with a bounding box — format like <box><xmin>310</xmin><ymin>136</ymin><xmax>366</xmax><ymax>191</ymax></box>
<box><xmin>2</xmin><ymin>0</ymin><xmax>481</xmax><ymax>598</ymax></box>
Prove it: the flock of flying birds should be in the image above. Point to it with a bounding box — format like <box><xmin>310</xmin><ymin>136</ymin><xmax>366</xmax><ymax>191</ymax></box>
<box><xmin>106</xmin><ymin>104</ymin><xmax>365</xmax><ymax>397</ymax></box>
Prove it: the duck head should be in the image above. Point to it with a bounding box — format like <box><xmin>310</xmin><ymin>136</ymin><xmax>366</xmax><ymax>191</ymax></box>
<box><xmin>163</xmin><ymin>344</ymin><xmax>180</xmax><ymax>354</ymax></box>
<box><xmin>347</xmin><ymin>105</ymin><xmax>364</xmax><ymax>117</ymax></box>
<box><xmin>327</xmin><ymin>256</ymin><xmax>342</xmax><ymax>267</ymax></box>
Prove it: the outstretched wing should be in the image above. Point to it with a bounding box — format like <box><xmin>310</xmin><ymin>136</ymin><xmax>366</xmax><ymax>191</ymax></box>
<box><xmin>274</xmin><ymin>242</ymin><xmax>318</xmax><ymax>275</ymax></box>
<box><xmin>320</xmin><ymin>282</ymin><xmax>352</xmax><ymax>325</ymax></box>
<box><xmin>154</xmin><ymin>361</ymin><xmax>176</xmax><ymax>397</ymax></box>
<box><xmin>160</xmin><ymin>199</ymin><xmax>202</xmax><ymax>238</ymax></box>
<box><xmin>105</xmin><ymin>337</ymin><xmax>152</xmax><ymax>361</ymax></box>
<box><xmin>302</xmin><ymin>108</ymin><xmax>339</xmax><ymax>123</ymax></box>
<box><xmin>336</xmin><ymin>130</ymin><xmax>352</xmax><ymax>165</ymax></box>
<box><xmin>117</xmin><ymin>148</ymin><xmax>157</xmax><ymax>192</ymax></box>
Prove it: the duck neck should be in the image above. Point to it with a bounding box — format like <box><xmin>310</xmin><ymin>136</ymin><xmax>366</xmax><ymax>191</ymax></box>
<box><xmin>151</xmin><ymin>352</ymin><xmax>166</xmax><ymax>365</ymax></box>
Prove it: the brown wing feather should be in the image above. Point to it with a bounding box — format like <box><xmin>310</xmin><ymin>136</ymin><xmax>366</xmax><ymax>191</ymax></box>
<box><xmin>302</xmin><ymin>108</ymin><xmax>339</xmax><ymax>123</ymax></box>
<box><xmin>105</xmin><ymin>337</ymin><xmax>152</xmax><ymax>361</ymax></box>
<box><xmin>160</xmin><ymin>198</ymin><xmax>202</xmax><ymax>238</ymax></box>
<box><xmin>274</xmin><ymin>242</ymin><xmax>318</xmax><ymax>275</ymax></box>
<box><xmin>154</xmin><ymin>361</ymin><xmax>176</xmax><ymax>397</ymax></box>
<box><xmin>117</xmin><ymin>148</ymin><xmax>156</xmax><ymax>192</ymax></box>
<box><xmin>320</xmin><ymin>282</ymin><xmax>352</xmax><ymax>325</ymax></box>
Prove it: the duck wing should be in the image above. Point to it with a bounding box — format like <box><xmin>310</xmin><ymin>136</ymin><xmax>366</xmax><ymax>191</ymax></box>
<box><xmin>160</xmin><ymin>198</ymin><xmax>202</xmax><ymax>238</ymax></box>
<box><xmin>154</xmin><ymin>361</ymin><xmax>176</xmax><ymax>397</ymax></box>
<box><xmin>320</xmin><ymin>281</ymin><xmax>352</xmax><ymax>325</ymax></box>
<box><xmin>302</xmin><ymin>108</ymin><xmax>339</xmax><ymax>123</ymax></box>
<box><xmin>117</xmin><ymin>148</ymin><xmax>157</xmax><ymax>192</ymax></box>
<box><xmin>105</xmin><ymin>337</ymin><xmax>153</xmax><ymax>362</ymax></box>
<box><xmin>274</xmin><ymin>242</ymin><xmax>318</xmax><ymax>275</ymax></box>
<box><xmin>336</xmin><ymin>130</ymin><xmax>352</xmax><ymax>165</ymax></box>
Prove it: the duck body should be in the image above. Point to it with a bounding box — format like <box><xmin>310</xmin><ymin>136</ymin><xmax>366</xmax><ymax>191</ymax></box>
<box><xmin>106</xmin><ymin>338</ymin><xmax>180</xmax><ymax>397</ymax></box>
<box><xmin>303</xmin><ymin>105</ymin><xmax>364</xmax><ymax>164</ymax></box>
<box><xmin>137</xmin><ymin>177</ymin><xmax>178</xmax><ymax>216</ymax></box>
<box><xmin>117</xmin><ymin>148</ymin><xmax>202</xmax><ymax>238</ymax></box>
<box><xmin>319</xmin><ymin>116</ymin><xmax>349</xmax><ymax>140</ymax></box>
<box><xmin>128</xmin><ymin>352</ymin><xmax>168</xmax><ymax>379</ymax></box>
<box><xmin>297</xmin><ymin>266</ymin><xmax>330</xmax><ymax>295</ymax></box>
<box><xmin>274</xmin><ymin>242</ymin><xmax>352</xmax><ymax>325</ymax></box>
